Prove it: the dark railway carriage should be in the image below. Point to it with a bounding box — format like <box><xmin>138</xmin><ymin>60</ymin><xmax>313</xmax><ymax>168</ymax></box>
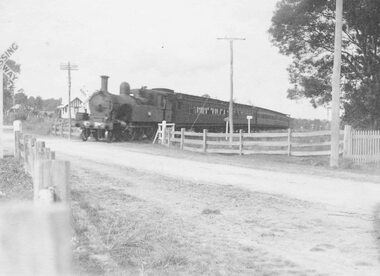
<box><xmin>171</xmin><ymin>93</ymin><xmax>289</xmax><ymax>131</ymax></box>
<box><xmin>77</xmin><ymin>75</ymin><xmax>290</xmax><ymax>142</ymax></box>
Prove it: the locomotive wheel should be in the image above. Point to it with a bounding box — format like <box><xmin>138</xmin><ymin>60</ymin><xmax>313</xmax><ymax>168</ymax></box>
<box><xmin>106</xmin><ymin>130</ymin><xmax>113</xmax><ymax>143</ymax></box>
<box><xmin>93</xmin><ymin>131</ymin><xmax>99</xmax><ymax>141</ymax></box>
<box><xmin>146</xmin><ymin>127</ymin><xmax>157</xmax><ymax>140</ymax></box>
<box><xmin>80</xmin><ymin>129</ymin><xmax>88</xmax><ymax>141</ymax></box>
<box><xmin>121</xmin><ymin>129</ymin><xmax>133</xmax><ymax>141</ymax></box>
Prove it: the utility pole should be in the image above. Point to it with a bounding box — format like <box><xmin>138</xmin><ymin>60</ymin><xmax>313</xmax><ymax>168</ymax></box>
<box><xmin>60</xmin><ymin>62</ymin><xmax>78</xmax><ymax>140</ymax></box>
<box><xmin>217</xmin><ymin>37</ymin><xmax>245</xmax><ymax>143</ymax></box>
<box><xmin>330</xmin><ymin>0</ymin><xmax>343</xmax><ymax>168</ymax></box>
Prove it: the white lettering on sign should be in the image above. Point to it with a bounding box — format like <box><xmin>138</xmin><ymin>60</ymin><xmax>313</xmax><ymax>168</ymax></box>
<box><xmin>0</xmin><ymin>43</ymin><xmax>19</xmax><ymax>68</ymax></box>
<box><xmin>3</xmin><ymin>63</ymin><xmax>18</xmax><ymax>89</ymax></box>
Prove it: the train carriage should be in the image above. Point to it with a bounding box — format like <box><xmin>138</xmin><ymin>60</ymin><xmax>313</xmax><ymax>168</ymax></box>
<box><xmin>77</xmin><ymin>76</ymin><xmax>290</xmax><ymax>142</ymax></box>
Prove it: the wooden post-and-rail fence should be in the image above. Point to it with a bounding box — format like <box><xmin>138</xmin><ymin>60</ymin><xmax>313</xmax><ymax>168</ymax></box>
<box><xmin>157</xmin><ymin>124</ymin><xmax>345</xmax><ymax>157</ymax></box>
<box><xmin>0</xmin><ymin>120</ymin><xmax>72</xmax><ymax>275</ymax></box>
<box><xmin>156</xmin><ymin>123</ymin><xmax>380</xmax><ymax>163</ymax></box>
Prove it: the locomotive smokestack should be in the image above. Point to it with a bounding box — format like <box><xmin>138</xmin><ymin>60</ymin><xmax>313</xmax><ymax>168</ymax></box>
<box><xmin>100</xmin><ymin>75</ymin><xmax>109</xmax><ymax>92</ymax></box>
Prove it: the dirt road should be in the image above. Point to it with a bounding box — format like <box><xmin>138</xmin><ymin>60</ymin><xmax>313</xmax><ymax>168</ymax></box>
<box><xmin>3</xmin><ymin>132</ymin><xmax>380</xmax><ymax>275</ymax></box>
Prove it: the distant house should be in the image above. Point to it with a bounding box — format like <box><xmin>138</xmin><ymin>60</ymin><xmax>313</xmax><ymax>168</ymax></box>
<box><xmin>57</xmin><ymin>97</ymin><xmax>86</xmax><ymax>119</ymax></box>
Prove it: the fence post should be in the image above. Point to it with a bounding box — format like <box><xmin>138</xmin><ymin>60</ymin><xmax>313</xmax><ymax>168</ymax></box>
<box><xmin>13</xmin><ymin>120</ymin><xmax>22</xmax><ymax>159</ymax></box>
<box><xmin>23</xmin><ymin>135</ymin><xmax>30</xmax><ymax>172</ymax></box>
<box><xmin>60</xmin><ymin>123</ymin><xmax>63</xmax><ymax>137</ymax></box>
<box><xmin>239</xmin><ymin>129</ymin><xmax>243</xmax><ymax>155</ymax></box>
<box><xmin>0</xmin><ymin>203</ymin><xmax>72</xmax><ymax>275</ymax></box>
<box><xmin>343</xmin><ymin>125</ymin><xmax>352</xmax><ymax>158</ymax></box>
<box><xmin>44</xmin><ymin>148</ymin><xmax>51</xmax><ymax>159</ymax></box>
<box><xmin>180</xmin><ymin>128</ymin><xmax>185</xmax><ymax>150</ymax></box>
<box><xmin>202</xmin><ymin>129</ymin><xmax>208</xmax><ymax>153</ymax></box>
<box><xmin>49</xmin><ymin>151</ymin><xmax>56</xmax><ymax>160</ymax></box>
<box><xmin>287</xmin><ymin>128</ymin><xmax>292</xmax><ymax>156</ymax></box>
<box><xmin>14</xmin><ymin>131</ymin><xmax>20</xmax><ymax>159</ymax></box>
<box><xmin>34</xmin><ymin>160</ymin><xmax>70</xmax><ymax>203</ymax></box>
<box><xmin>161</xmin><ymin>120</ymin><xmax>167</xmax><ymax>145</ymax></box>
<box><xmin>167</xmin><ymin>127</ymin><xmax>171</xmax><ymax>148</ymax></box>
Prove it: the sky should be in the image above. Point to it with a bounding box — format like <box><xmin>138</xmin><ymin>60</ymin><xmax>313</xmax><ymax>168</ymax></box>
<box><xmin>1</xmin><ymin>0</ymin><xmax>330</xmax><ymax>119</ymax></box>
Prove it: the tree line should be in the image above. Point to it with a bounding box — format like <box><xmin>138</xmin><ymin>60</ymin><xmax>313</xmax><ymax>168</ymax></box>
<box><xmin>270</xmin><ymin>0</ymin><xmax>380</xmax><ymax>129</ymax></box>
<box><xmin>3</xmin><ymin>59</ymin><xmax>61</xmax><ymax>112</ymax></box>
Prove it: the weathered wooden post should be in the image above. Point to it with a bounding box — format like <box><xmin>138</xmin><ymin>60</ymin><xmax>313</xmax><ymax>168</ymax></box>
<box><xmin>0</xmin><ymin>203</ymin><xmax>72</xmax><ymax>275</ymax></box>
<box><xmin>167</xmin><ymin>127</ymin><xmax>172</xmax><ymax>148</ymax></box>
<box><xmin>202</xmin><ymin>129</ymin><xmax>208</xmax><ymax>153</ymax></box>
<box><xmin>14</xmin><ymin>131</ymin><xmax>21</xmax><ymax>159</ymax></box>
<box><xmin>13</xmin><ymin>120</ymin><xmax>22</xmax><ymax>159</ymax></box>
<box><xmin>23</xmin><ymin>135</ymin><xmax>31</xmax><ymax>172</ymax></box>
<box><xmin>343</xmin><ymin>125</ymin><xmax>352</xmax><ymax>158</ymax></box>
<box><xmin>31</xmin><ymin>138</ymin><xmax>37</xmax><ymax>176</ymax></box>
<box><xmin>287</xmin><ymin>128</ymin><xmax>292</xmax><ymax>156</ymax></box>
<box><xmin>180</xmin><ymin>128</ymin><xmax>185</xmax><ymax>150</ymax></box>
<box><xmin>239</xmin><ymin>129</ymin><xmax>243</xmax><ymax>155</ymax></box>
<box><xmin>44</xmin><ymin>147</ymin><xmax>51</xmax><ymax>159</ymax></box>
<box><xmin>60</xmin><ymin>123</ymin><xmax>63</xmax><ymax>137</ymax></box>
<box><xmin>49</xmin><ymin>151</ymin><xmax>56</xmax><ymax>160</ymax></box>
<box><xmin>34</xmin><ymin>160</ymin><xmax>70</xmax><ymax>203</ymax></box>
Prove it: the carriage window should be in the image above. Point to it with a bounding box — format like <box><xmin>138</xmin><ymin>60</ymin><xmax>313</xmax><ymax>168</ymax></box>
<box><xmin>161</xmin><ymin>96</ymin><xmax>165</xmax><ymax>107</ymax></box>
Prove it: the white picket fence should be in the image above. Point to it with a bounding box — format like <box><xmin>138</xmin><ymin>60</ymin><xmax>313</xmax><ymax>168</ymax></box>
<box><xmin>343</xmin><ymin>126</ymin><xmax>380</xmax><ymax>163</ymax></box>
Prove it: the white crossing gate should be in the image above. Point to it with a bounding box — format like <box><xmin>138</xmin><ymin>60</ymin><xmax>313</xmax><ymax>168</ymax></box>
<box><xmin>153</xmin><ymin>121</ymin><xmax>175</xmax><ymax>145</ymax></box>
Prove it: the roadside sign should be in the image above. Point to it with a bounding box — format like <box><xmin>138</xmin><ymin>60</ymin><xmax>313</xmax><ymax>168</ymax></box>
<box><xmin>246</xmin><ymin>115</ymin><xmax>253</xmax><ymax>120</ymax></box>
<box><xmin>0</xmin><ymin>43</ymin><xmax>19</xmax><ymax>69</ymax></box>
<box><xmin>1</xmin><ymin>42</ymin><xmax>19</xmax><ymax>159</ymax></box>
<box><xmin>3</xmin><ymin>63</ymin><xmax>18</xmax><ymax>89</ymax></box>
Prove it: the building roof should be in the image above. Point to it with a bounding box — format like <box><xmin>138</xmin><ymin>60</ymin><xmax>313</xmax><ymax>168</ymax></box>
<box><xmin>56</xmin><ymin>97</ymin><xmax>83</xmax><ymax>109</ymax></box>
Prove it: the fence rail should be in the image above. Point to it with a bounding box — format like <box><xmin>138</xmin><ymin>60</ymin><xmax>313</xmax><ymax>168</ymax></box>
<box><xmin>158</xmin><ymin>125</ymin><xmax>345</xmax><ymax>157</ymax></box>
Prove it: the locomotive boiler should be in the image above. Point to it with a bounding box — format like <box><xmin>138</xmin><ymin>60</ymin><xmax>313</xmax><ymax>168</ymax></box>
<box><xmin>78</xmin><ymin>75</ymin><xmax>173</xmax><ymax>142</ymax></box>
<box><xmin>78</xmin><ymin>75</ymin><xmax>290</xmax><ymax>142</ymax></box>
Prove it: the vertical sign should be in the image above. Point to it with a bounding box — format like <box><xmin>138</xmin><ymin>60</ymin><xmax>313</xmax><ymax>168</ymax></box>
<box><xmin>0</xmin><ymin>42</ymin><xmax>19</xmax><ymax>158</ymax></box>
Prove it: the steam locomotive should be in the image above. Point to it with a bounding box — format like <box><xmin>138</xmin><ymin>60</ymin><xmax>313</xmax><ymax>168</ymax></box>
<box><xmin>77</xmin><ymin>76</ymin><xmax>290</xmax><ymax>142</ymax></box>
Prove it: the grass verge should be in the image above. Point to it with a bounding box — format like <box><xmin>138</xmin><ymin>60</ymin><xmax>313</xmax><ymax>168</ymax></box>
<box><xmin>0</xmin><ymin>157</ymin><xmax>33</xmax><ymax>202</ymax></box>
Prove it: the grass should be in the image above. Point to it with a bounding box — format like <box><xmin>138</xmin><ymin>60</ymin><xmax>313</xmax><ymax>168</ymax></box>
<box><xmin>0</xmin><ymin>157</ymin><xmax>33</xmax><ymax>202</ymax></box>
<box><xmin>70</xmin><ymin>181</ymin><xmax>190</xmax><ymax>275</ymax></box>
<box><xmin>22</xmin><ymin>117</ymin><xmax>55</xmax><ymax>136</ymax></box>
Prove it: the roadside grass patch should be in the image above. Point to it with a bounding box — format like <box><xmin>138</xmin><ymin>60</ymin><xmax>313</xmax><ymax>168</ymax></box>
<box><xmin>71</xmin><ymin>184</ymin><xmax>190</xmax><ymax>275</ymax></box>
<box><xmin>22</xmin><ymin>117</ymin><xmax>54</xmax><ymax>136</ymax></box>
<box><xmin>0</xmin><ymin>157</ymin><xmax>32</xmax><ymax>202</ymax></box>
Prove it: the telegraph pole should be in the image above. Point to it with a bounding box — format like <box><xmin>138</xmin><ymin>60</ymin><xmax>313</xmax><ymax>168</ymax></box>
<box><xmin>217</xmin><ymin>37</ymin><xmax>245</xmax><ymax>142</ymax></box>
<box><xmin>60</xmin><ymin>62</ymin><xmax>78</xmax><ymax>140</ymax></box>
<box><xmin>330</xmin><ymin>0</ymin><xmax>343</xmax><ymax>167</ymax></box>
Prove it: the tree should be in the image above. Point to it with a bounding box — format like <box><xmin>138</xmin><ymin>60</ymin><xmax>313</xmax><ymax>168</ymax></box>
<box><xmin>27</xmin><ymin>96</ymin><xmax>36</xmax><ymax>108</ymax></box>
<box><xmin>35</xmin><ymin>96</ymin><xmax>43</xmax><ymax>110</ymax></box>
<box><xmin>14</xmin><ymin>92</ymin><xmax>28</xmax><ymax>106</ymax></box>
<box><xmin>269</xmin><ymin>0</ymin><xmax>380</xmax><ymax>129</ymax></box>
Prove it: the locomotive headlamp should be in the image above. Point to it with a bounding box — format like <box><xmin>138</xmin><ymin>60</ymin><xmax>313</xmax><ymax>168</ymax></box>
<box><xmin>147</xmin><ymin>112</ymin><xmax>152</xmax><ymax>117</ymax></box>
